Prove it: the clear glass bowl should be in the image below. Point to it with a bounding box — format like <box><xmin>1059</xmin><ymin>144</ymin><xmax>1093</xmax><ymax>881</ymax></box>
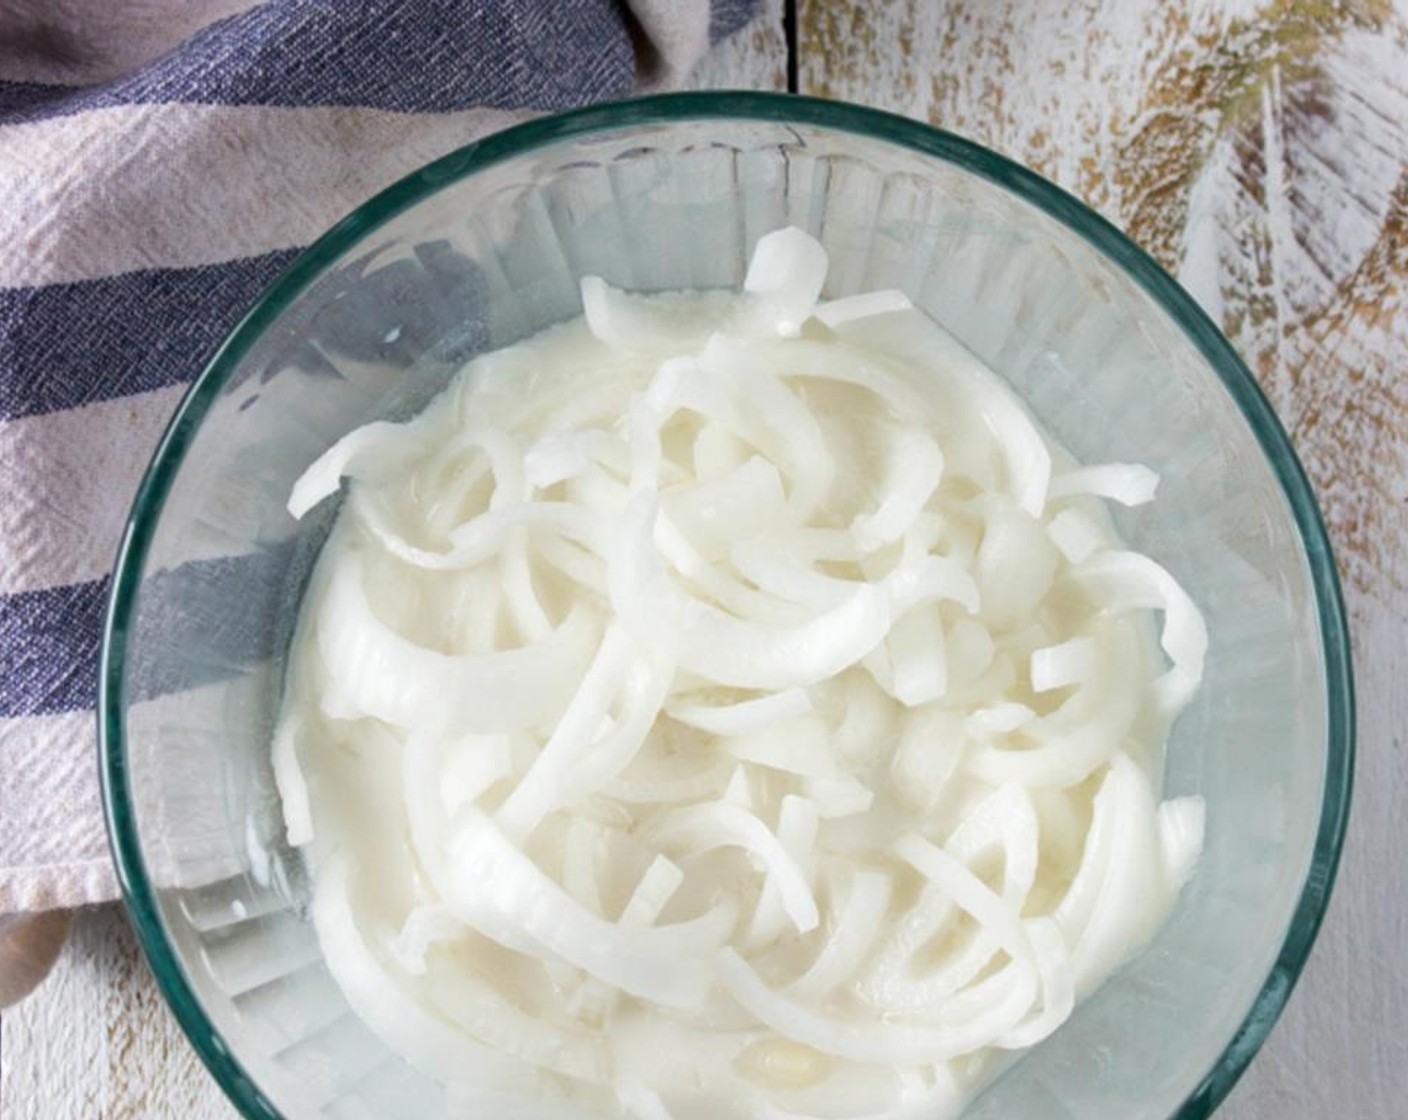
<box><xmin>100</xmin><ymin>92</ymin><xmax>1353</xmax><ymax>1120</ymax></box>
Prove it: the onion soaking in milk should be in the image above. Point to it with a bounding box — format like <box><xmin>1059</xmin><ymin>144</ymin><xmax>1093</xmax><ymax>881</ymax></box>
<box><xmin>274</xmin><ymin>228</ymin><xmax>1207</xmax><ymax>1119</ymax></box>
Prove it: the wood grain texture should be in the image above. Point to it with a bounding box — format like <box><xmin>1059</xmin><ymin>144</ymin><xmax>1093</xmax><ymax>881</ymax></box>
<box><xmin>0</xmin><ymin>906</ymin><xmax>237</xmax><ymax>1120</ymax></box>
<box><xmin>801</xmin><ymin>0</ymin><xmax>1408</xmax><ymax>1115</ymax></box>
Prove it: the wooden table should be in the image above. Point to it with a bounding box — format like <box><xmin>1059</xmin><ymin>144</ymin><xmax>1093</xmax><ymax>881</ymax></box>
<box><xmin>4</xmin><ymin>3</ymin><xmax>1405</xmax><ymax>1115</ymax></box>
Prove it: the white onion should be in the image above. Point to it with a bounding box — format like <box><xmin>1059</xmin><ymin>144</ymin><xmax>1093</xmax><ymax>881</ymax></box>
<box><xmin>312</xmin><ymin>857</ymin><xmax>541</xmax><ymax>1092</ymax></box>
<box><xmin>1030</xmin><ymin>636</ymin><xmax>1101</xmax><ymax>693</ymax></box>
<box><xmin>1045</xmin><ymin>506</ymin><xmax>1108</xmax><ymax>565</ymax></box>
<box><xmin>1049</xmin><ymin>463</ymin><xmax>1159</xmax><ymax>507</ymax></box>
<box><xmin>851</xmin><ymin>428</ymin><xmax>944</xmax><ymax>553</ymax></box>
<box><xmin>495</xmin><ymin>624</ymin><xmax>636</xmax><ymax>840</ymax></box>
<box><xmin>668</xmin><ymin>688</ymin><xmax>814</xmax><ymax>737</ymax></box>
<box><xmin>281</xmin><ymin>226</ymin><xmax>1208</xmax><ymax>1120</ymax></box>
<box><xmin>317</xmin><ymin>550</ymin><xmax>600</xmax><ymax>733</ymax></box>
<box><xmin>1064</xmin><ymin>551</ymin><xmax>1209</xmax><ymax>716</ymax></box>
<box><xmin>585</xmin><ymin>273</ymin><xmax>737</xmax><ymax>347</ymax></box>
<box><xmin>747</xmin><ymin>795</ymin><xmax>822</xmax><ymax>948</ymax></box>
<box><xmin>666</xmin><ymin>455</ymin><xmax>787</xmax><ymax>557</ymax></box>
<box><xmin>718</xmin><ymin>948</ymin><xmax>1037</xmax><ymax>1065</ymax></box>
<box><xmin>645</xmin><ymin>801</ymin><xmax>820</xmax><ymax>935</ymax></box>
<box><xmin>722</xmin><ymin>715</ymin><xmax>844</xmax><ymax>778</ymax></box>
<box><xmin>446</xmin><ymin>808</ymin><xmax>736</xmax><ymax>1010</ymax></box>
<box><xmin>787</xmin><ymin>867</ymin><xmax>894</xmax><ymax>1000</ymax></box>
<box><xmin>288</xmin><ymin>419</ymin><xmax>424</xmax><ymax>519</ymax></box>
<box><xmin>271</xmin><ymin>711</ymin><xmax>313</xmax><ymax>847</ymax></box>
<box><xmin>744</xmin><ymin>227</ymin><xmax>830</xmax><ymax>337</ymax></box>
<box><xmin>814</xmin><ymin>290</ymin><xmax>913</xmax><ymax>329</ymax></box>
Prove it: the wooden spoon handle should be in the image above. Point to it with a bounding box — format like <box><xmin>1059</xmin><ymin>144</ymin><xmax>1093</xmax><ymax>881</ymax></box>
<box><xmin>0</xmin><ymin>910</ymin><xmax>73</xmax><ymax>1009</ymax></box>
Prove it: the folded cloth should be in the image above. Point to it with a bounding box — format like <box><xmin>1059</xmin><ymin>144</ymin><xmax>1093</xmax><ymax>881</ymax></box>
<box><xmin>0</xmin><ymin>0</ymin><xmax>756</xmax><ymax>914</ymax></box>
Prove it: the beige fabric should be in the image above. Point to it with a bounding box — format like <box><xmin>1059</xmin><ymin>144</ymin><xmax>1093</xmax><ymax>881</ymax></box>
<box><xmin>0</xmin><ymin>0</ymin><xmax>265</xmax><ymax>84</ymax></box>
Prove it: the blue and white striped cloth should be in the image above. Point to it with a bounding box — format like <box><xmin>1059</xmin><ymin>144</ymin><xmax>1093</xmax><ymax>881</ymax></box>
<box><xmin>0</xmin><ymin>0</ymin><xmax>755</xmax><ymax>913</ymax></box>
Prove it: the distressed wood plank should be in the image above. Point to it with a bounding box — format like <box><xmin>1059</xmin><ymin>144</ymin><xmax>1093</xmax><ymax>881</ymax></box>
<box><xmin>0</xmin><ymin>905</ymin><xmax>236</xmax><ymax>1119</ymax></box>
<box><xmin>800</xmin><ymin>1</ymin><xmax>1408</xmax><ymax>1116</ymax></box>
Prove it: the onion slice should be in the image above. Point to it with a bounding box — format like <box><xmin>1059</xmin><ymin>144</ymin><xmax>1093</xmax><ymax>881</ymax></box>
<box><xmin>316</xmin><ymin>552</ymin><xmax>600</xmax><ymax>734</ymax></box>
<box><xmin>446</xmin><ymin>808</ymin><xmax>736</xmax><ymax>1010</ymax></box>
<box><xmin>745</xmin><ymin>227</ymin><xmax>830</xmax><ymax>337</ymax></box>
<box><xmin>645</xmin><ymin>801</ymin><xmax>820</xmax><ymax>935</ymax></box>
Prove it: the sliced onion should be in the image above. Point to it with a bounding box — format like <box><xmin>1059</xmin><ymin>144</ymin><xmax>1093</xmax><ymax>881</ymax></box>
<box><xmin>495</xmin><ymin>623</ymin><xmax>636</xmax><ymax>840</ymax></box>
<box><xmin>747</xmin><ymin>795</ymin><xmax>822</xmax><ymax>949</ymax></box>
<box><xmin>666</xmin><ymin>455</ymin><xmax>788</xmax><ymax>558</ymax></box>
<box><xmin>391</xmin><ymin>904</ymin><xmax>465</xmax><ymax>976</ymax></box>
<box><xmin>829</xmin><ymin>313</ymin><xmax>1051</xmax><ymax>517</ymax></box>
<box><xmin>620</xmin><ymin>855</ymin><xmax>687</xmax><ymax>926</ymax></box>
<box><xmin>438</xmin><ymin>734</ymin><xmax>514</xmax><ymax>813</ymax></box>
<box><xmin>1054</xmin><ymin>754</ymin><xmax>1170</xmax><ymax>996</ymax></box>
<box><xmin>787</xmin><ymin>867</ymin><xmax>894</xmax><ymax>1000</ymax></box>
<box><xmin>615</xmin><ymin>1078</ymin><xmax>677</xmax><ymax>1120</ymax></box>
<box><xmin>754</xmin><ymin>1063</ymin><xmax>967</xmax><ymax>1120</ymax></box>
<box><xmin>500</xmin><ymin>529</ymin><xmax>552</xmax><ymax>642</ymax></box>
<box><xmin>892</xmin><ymin>832</ymin><xmax>1034</xmax><ymax>970</ymax></box>
<box><xmin>974</xmin><ymin>501</ymin><xmax>1058</xmax><ymax>631</ymax></box>
<box><xmin>800</xmin><ymin>774</ymin><xmax>875</xmax><ymax>819</ymax></box>
<box><xmin>851</xmin><ymin>428</ymin><xmax>944</xmax><ymax>553</ymax></box>
<box><xmin>525</xmin><ymin>429</ymin><xmax>628</xmax><ymax>490</ymax></box>
<box><xmin>695</xmin><ymin>334</ymin><xmax>837</xmax><ymax>519</ymax></box>
<box><xmin>562</xmin><ymin>815</ymin><xmax>606</xmax><ymax>915</ymax></box>
<box><xmin>723</xmin><ymin>715</ymin><xmax>843</xmax><ymax>778</ymax></box>
<box><xmin>285</xmin><ymin>226</ymin><xmax>1209</xmax><ymax>1115</ymax></box>
<box><xmin>1158</xmin><ymin>796</ymin><xmax>1206</xmax><ymax>891</ymax></box>
<box><xmin>758</xmin><ymin>338</ymin><xmax>935</xmax><ymax>425</ymax></box>
<box><xmin>964</xmin><ymin>615</ymin><xmax>1143</xmax><ymax>789</ymax></box>
<box><xmin>723</xmin><ymin>765</ymin><xmax>757</xmax><ymax>809</ymax></box>
<box><xmin>730</xmin><ymin>539</ymin><xmax>858</xmax><ymax>612</ymax></box>
<box><xmin>656</xmin><ymin>514</ymin><xmax>809</xmax><ymax>627</ymax></box>
<box><xmin>1029</xmin><ymin>636</ymin><xmax>1100</xmax><ymax>693</ymax></box>
<box><xmin>1045</xmin><ymin>506</ymin><xmax>1108</xmax><ymax>565</ymax></box>
<box><xmin>608</xmin><ymin>759</ymin><xmax>732</xmax><ymax>805</ymax></box>
<box><xmin>1064</xmin><ymin>551</ymin><xmax>1208</xmax><ymax>715</ymax></box>
<box><xmin>420</xmin><ymin>949</ymin><xmax>609</xmax><ymax>1081</ymax></box>
<box><xmin>271</xmin><ymin>711</ymin><xmax>313</xmax><ymax>847</ymax></box>
<box><xmin>312</xmin><ymin>857</ymin><xmax>541</xmax><ymax>1090</ymax></box>
<box><xmin>357</xmin><ymin>493</ymin><xmax>607</xmax><ymax>572</ymax></box>
<box><xmin>814</xmin><ymin>291</ymin><xmax>913</xmax><ymax>329</ymax></box>
<box><xmin>717</xmin><ymin>948</ymin><xmax>1036</xmax><ymax>1065</ymax></box>
<box><xmin>404</xmin><ymin>730</ymin><xmax>513</xmax><ymax>902</ymax></box>
<box><xmin>888</xmin><ymin>706</ymin><xmax>963</xmax><ymax>812</ymax></box>
<box><xmin>317</xmin><ymin>552</ymin><xmax>600</xmax><ymax>734</ymax></box>
<box><xmin>676</xmin><ymin>553</ymin><xmax>974</xmax><ymax>693</ymax></box>
<box><xmin>880</xmin><ymin>604</ymin><xmax>948</xmax><ymax>708</ymax></box>
<box><xmin>582</xmin><ymin>277</ymin><xmax>737</xmax><ymax>351</ymax></box>
<box><xmin>744</xmin><ymin>227</ymin><xmax>830</xmax><ymax>337</ymax></box>
<box><xmin>992</xmin><ymin>917</ymin><xmax>1074</xmax><ymax>1050</ymax></box>
<box><xmin>1049</xmin><ymin>463</ymin><xmax>1159</xmax><ymax>507</ymax></box>
<box><xmin>288</xmin><ymin>419</ymin><xmax>424</xmax><ymax>519</ymax></box>
<box><xmin>645</xmin><ymin>801</ymin><xmax>820</xmax><ymax>935</ymax></box>
<box><xmin>446</xmin><ymin>808</ymin><xmax>736</xmax><ymax>1010</ymax></box>
<box><xmin>669</xmin><ymin>688</ymin><xmax>814</xmax><ymax>737</ymax></box>
<box><xmin>693</xmin><ymin>419</ymin><xmax>751</xmax><ymax>481</ymax></box>
<box><xmin>967</xmin><ymin>703</ymin><xmax>1035</xmax><ymax>734</ymax></box>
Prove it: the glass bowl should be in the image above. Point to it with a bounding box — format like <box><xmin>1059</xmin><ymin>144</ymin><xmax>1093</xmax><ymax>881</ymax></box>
<box><xmin>100</xmin><ymin>91</ymin><xmax>1353</xmax><ymax>1120</ymax></box>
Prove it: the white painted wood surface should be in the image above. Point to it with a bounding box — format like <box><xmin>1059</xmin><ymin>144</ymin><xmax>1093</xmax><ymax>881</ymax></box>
<box><xmin>5</xmin><ymin>3</ymin><xmax>1406</xmax><ymax>1116</ymax></box>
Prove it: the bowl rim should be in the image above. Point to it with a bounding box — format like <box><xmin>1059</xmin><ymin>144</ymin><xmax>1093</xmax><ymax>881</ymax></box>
<box><xmin>99</xmin><ymin>89</ymin><xmax>1355</xmax><ymax>1120</ymax></box>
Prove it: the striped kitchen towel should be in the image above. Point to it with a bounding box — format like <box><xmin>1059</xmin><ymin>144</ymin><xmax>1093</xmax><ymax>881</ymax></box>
<box><xmin>0</xmin><ymin>0</ymin><xmax>757</xmax><ymax>915</ymax></box>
